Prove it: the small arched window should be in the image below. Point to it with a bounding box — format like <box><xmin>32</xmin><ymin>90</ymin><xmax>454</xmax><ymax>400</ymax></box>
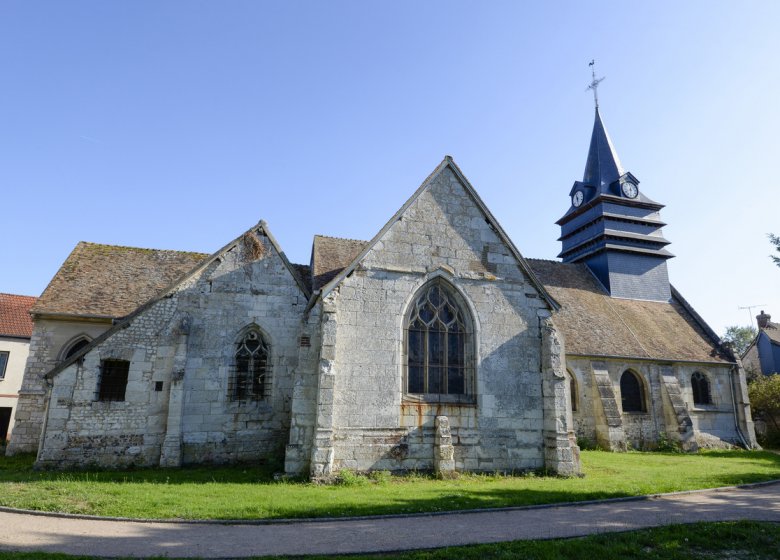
<box><xmin>60</xmin><ymin>336</ymin><xmax>91</xmax><ymax>361</ymax></box>
<box><xmin>230</xmin><ymin>328</ymin><xmax>270</xmax><ymax>401</ymax></box>
<box><xmin>691</xmin><ymin>372</ymin><xmax>712</xmax><ymax>405</ymax></box>
<box><xmin>567</xmin><ymin>370</ymin><xmax>578</xmax><ymax>412</ymax></box>
<box><xmin>620</xmin><ymin>370</ymin><xmax>646</xmax><ymax>413</ymax></box>
<box><xmin>405</xmin><ymin>280</ymin><xmax>473</xmax><ymax>399</ymax></box>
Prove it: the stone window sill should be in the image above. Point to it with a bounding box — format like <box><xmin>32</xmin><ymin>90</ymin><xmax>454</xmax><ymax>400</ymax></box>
<box><xmin>403</xmin><ymin>393</ymin><xmax>476</xmax><ymax>406</ymax></box>
<box><xmin>690</xmin><ymin>404</ymin><xmax>721</xmax><ymax>412</ymax></box>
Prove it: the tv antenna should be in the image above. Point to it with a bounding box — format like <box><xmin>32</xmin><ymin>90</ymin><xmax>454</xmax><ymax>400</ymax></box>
<box><xmin>586</xmin><ymin>60</ymin><xmax>605</xmax><ymax>109</ymax></box>
<box><xmin>738</xmin><ymin>304</ymin><xmax>766</xmax><ymax>327</ymax></box>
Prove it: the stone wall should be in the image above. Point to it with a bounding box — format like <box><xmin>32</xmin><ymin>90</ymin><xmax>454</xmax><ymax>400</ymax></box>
<box><xmin>6</xmin><ymin>318</ymin><xmax>110</xmax><ymax>455</ymax></box>
<box><xmin>36</xmin><ymin>229</ymin><xmax>306</xmax><ymax>468</ymax></box>
<box><xmin>566</xmin><ymin>357</ymin><xmax>747</xmax><ymax>449</ymax></box>
<box><xmin>306</xmin><ymin>166</ymin><xmax>575</xmax><ymax>476</ymax></box>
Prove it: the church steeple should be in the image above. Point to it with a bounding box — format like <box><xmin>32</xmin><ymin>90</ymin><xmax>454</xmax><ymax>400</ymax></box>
<box><xmin>557</xmin><ymin>102</ymin><xmax>674</xmax><ymax>302</ymax></box>
<box><xmin>583</xmin><ymin>108</ymin><xmax>624</xmax><ymax>191</ymax></box>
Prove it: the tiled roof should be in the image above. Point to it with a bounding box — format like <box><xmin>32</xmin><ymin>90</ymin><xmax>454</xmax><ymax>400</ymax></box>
<box><xmin>526</xmin><ymin>259</ymin><xmax>730</xmax><ymax>364</ymax></box>
<box><xmin>0</xmin><ymin>293</ymin><xmax>37</xmax><ymax>338</ymax></box>
<box><xmin>32</xmin><ymin>242</ymin><xmax>210</xmax><ymax>318</ymax></box>
<box><xmin>311</xmin><ymin>235</ymin><xmax>368</xmax><ymax>291</ymax></box>
<box><xmin>762</xmin><ymin>321</ymin><xmax>780</xmax><ymax>345</ymax></box>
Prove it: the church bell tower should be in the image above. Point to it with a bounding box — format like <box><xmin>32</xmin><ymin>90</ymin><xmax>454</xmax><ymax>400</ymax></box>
<box><xmin>557</xmin><ymin>69</ymin><xmax>673</xmax><ymax>302</ymax></box>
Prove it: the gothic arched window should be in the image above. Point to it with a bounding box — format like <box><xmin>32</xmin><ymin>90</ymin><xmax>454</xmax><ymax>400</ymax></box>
<box><xmin>691</xmin><ymin>371</ymin><xmax>712</xmax><ymax>405</ymax></box>
<box><xmin>230</xmin><ymin>329</ymin><xmax>270</xmax><ymax>401</ymax></box>
<box><xmin>620</xmin><ymin>370</ymin><xmax>645</xmax><ymax>413</ymax></box>
<box><xmin>60</xmin><ymin>336</ymin><xmax>91</xmax><ymax>362</ymax></box>
<box><xmin>405</xmin><ymin>280</ymin><xmax>473</xmax><ymax>400</ymax></box>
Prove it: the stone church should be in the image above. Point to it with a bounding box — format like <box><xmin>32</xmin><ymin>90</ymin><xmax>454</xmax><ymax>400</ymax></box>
<box><xmin>7</xmin><ymin>108</ymin><xmax>757</xmax><ymax>477</ymax></box>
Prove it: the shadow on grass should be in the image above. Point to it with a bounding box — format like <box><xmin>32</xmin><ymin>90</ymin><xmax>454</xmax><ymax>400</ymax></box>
<box><xmin>0</xmin><ymin>454</ymin><xmax>282</xmax><ymax>485</ymax></box>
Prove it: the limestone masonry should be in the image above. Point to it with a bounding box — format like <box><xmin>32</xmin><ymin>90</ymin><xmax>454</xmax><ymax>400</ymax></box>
<box><xmin>7</xmin><ymin>110</ymin><xmax>756</xmax><ymax>476</ymax></box>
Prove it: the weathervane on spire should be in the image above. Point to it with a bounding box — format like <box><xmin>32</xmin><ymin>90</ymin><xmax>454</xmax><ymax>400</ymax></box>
<box><xmin>587</xmin><ymin>59</ymin><xmax>605</xmax><ymax>109</ymax></box>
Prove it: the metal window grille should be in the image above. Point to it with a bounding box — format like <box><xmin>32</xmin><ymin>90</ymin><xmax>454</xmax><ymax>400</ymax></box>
<box><xmin>620</xmin><ymin>371</ymin><xmax>645</xmax><ymax>412</ymax></box>
<box><xmin>98</xmin><ymin>359</ymin><xmax>129</xmax><ymax>402</ymax></box>
<box><xmin>691</xmin><ymin>372</ymin><xmax>711</xmax><ymax>405</ymax></box>
<box><xmin>229</xmin><ymin>330</ymin><xmax>270</xmax><ymax>401</ymax></box>
<box><xmin>405</xmin><ymin>282</ymin><xmax>471</xmax><ymax>396</ymax></box>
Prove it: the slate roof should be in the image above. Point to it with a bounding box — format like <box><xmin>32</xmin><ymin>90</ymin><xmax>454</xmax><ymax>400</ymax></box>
<box><xmin>761</xmin><ymin>321</ymin><xmax>780</xmax><ymax>344</ymax></box>
<box><xmin>583</xmin><ymin>107</ymin><xmax>624</xmax><ymax>190</ymax></box>
<box><xmin>32</xmin><ymin>242</ymin><xmax>209</xmax><ymax>318</ymax></box>
<box><xmin>526</xmin><ymin>259</ymin><xmax>730</xmax><ymax>364</ymax></box>
<box><xmin>311</xmin><ymin>235</ymin><xmax>368</xmax><ymax>292</ymax></box>
<box><xmin>0</xmin><ymin>293</ymin><xmax>37</xmax><ymax>338</ymax></box>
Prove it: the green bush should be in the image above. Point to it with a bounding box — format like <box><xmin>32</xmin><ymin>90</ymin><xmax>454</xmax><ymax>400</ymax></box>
<box><xmin>749</xmin><ymin>374</ymin><xmax>780</xmax><ymax>448</ymax></box>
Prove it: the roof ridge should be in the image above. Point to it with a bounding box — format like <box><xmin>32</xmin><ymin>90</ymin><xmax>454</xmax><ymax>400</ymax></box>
<box><xmin>0</xmin><ymin>292</ymin><xmax>37</xmax><ymax>300</ymax></box>
<box><xmin>313</xmin><ymin>234</ymin><xmax>369</xmax><ymax>244</ymax></box>
<box><xmin>78</xmin><ymin>241</ymin><xmax>209</xmax><ymax>256</ymax></box>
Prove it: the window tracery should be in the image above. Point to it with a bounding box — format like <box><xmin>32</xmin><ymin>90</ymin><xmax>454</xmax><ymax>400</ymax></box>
<box><xmin>230</xmin><ymin>329</ymin><xmax>270</xmax><ymax>401</ymax></box>
<box><xmin>405</xmin><ymin>280</ymin><xmax>473</xmax><ymax>399</ymax></box>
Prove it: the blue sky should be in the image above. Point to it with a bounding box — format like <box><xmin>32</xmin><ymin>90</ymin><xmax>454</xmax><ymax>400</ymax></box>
<box><xmin>1</xmin><ymin>1</ymin><xmax>778</xmax><ymax>334</ymax></box>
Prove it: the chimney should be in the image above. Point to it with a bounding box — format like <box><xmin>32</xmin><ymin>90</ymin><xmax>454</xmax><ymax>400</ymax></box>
<box><xmin>757</xmin><ymin>310</ymin><xmax>771</xmax><ymax>329</ymax></box>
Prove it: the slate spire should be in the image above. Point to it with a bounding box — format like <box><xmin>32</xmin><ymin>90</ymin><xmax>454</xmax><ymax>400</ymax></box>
<box><xmin>582</xmin><ymin>107</ymin><xmax>624</xmax><ymax>191</ymax></box>
<box><xmin>557</xmin><ymin>102</ymin><xmax>674</xmax><ymax>303</ymax></box>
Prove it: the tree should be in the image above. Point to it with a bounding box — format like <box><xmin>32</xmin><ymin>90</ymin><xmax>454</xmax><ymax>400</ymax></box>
<box><xmin>771</xmin><ymin>233</ymin><xmax>780</xmax><ymax>267</ymax></box>
<box><xmin>748</xmin><ymin>374</ymin><xmax>780</xmax><ymax>446</ymax></box>
<box><xmin>722</xmin><ymin>325</ymin><xmax>757</xmax><ymax>355</ymax></box>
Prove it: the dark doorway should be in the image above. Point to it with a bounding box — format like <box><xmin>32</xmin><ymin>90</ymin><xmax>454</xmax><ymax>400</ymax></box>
<box><xmin>0</xmin><ymin>407</ymin><xmax>12</xmax><ymax>441</ymax></box>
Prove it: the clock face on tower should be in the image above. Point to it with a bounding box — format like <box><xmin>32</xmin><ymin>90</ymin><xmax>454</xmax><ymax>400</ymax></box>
<box><xmin>621</xmin><ymin>181</ymin><xmax>638</xmax><ymax>199</ymax></box>
<box><xmin>572</xmin><ymin>190</ymin><xmax>584</xmax><ymax>207</ymax></box>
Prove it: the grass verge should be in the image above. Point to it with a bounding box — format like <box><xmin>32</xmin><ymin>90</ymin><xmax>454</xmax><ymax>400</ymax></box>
<box><xmin>0</xmin><ymin>450</ymin><xmax>778</xmax><ymax>520</ymax></box>
<box><xmin>0</xmin><ymin>521</ymin><xmax>778</xmax><ymax>559</ymax></box>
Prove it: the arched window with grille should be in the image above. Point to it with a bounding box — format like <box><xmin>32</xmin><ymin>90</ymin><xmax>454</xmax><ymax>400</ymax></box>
<box><xmin>620</xmin><ymin>370</ymin><xmax>646</xmax><ymax>413</ymax></box>
<box><xmin>404</xmin><ymin>280</ymin><xmax>473</xmax><ymax>400</ymax></box>
<box><xmin>230</xmin><ymin>328</ymin><xmax>270</xmax><ymax>401</ymax></box>
<box><xmin>691</xmin><ymin>371</ymin><xmax>712</xmax><ymax>405</ymax></box>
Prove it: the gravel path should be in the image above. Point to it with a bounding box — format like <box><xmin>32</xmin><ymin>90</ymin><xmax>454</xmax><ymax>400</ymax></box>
<box><xmin>0</xmin><ymin>482</ymin><xmax>778</xmax><ymax>558</ymax></box>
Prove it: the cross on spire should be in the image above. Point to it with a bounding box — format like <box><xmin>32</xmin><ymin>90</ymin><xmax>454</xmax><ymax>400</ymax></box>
<box><xmin>587</xmin><ymin>59</ymin><xmax>605</xmax><ymax>109</ymax></box>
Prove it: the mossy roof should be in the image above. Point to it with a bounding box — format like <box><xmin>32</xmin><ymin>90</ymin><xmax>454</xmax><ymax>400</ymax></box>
<box><xmin>32</xmin><ymin>242</ymin><xmax>209</xmax><ymax>318</ymax></box>
<box><xmin>527</xmin><ymin>258</ymin><xmax>730</xmax><ymax>364</ymax></box>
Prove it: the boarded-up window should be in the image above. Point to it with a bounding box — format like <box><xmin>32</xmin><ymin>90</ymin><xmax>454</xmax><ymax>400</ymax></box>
<box><xmin>98</xmin><ymin>359</ymin><xmax>129</xmax><ymax>402</ymax></box>
<box><xmin>405</xmin><ymin>280</ymin><xmax>472</xmax><ymax>397</ymax></box>
<box><xmin>691</xmin><ymin>372</ymin><xmax>711</xmax><ymax>405</ymax></box>
<box><xmin>230</xmin><ymin>329</ymin><xmax>270</xmax><ymax>401</ymax></box>
<box><xmin>620</xmin><ymin>370</ymin><xmax>645</xmax><ymax>412</ymax></box>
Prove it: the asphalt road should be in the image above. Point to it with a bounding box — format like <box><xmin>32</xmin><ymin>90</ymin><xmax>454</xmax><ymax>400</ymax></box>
<box><xmin>0</xmin><ymin>482</ymin><xmax>778</xmax><ymax>558</ymax></box>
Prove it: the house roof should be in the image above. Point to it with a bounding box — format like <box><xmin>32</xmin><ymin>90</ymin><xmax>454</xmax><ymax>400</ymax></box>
<box><xmin>761</xmin><ymin>321</ymin><xmax>780</xmax><ymax>345</ymax></box>
<box><xmin>526</xmin><ymin>259</ymin><xmax>731</xmax><ymax>364</ymax></box>
<box><xmin>32</xmin><ymin>242</ymin><xmax>210</xmax><ymax>319</ymax></box>
<box><xmin>0</xmin><ymin>293</ymin><xmax>37</xmax><ymax>338</ymax></box>
<box><xmin>311</xmin><ymin>235</ymin><xmax>368</xmax><ymax>291</ymax></box>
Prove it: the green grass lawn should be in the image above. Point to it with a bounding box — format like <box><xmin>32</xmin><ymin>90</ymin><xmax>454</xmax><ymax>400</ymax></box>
<box><xmin>0</xmin><ymin>521</ymin><xmax>778</xmax><ymax>559</ymax></box>
<box><xmin>0</xmin><ymin>450</ymin><xmax>777</xmax><ymax>520</ymax></box>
